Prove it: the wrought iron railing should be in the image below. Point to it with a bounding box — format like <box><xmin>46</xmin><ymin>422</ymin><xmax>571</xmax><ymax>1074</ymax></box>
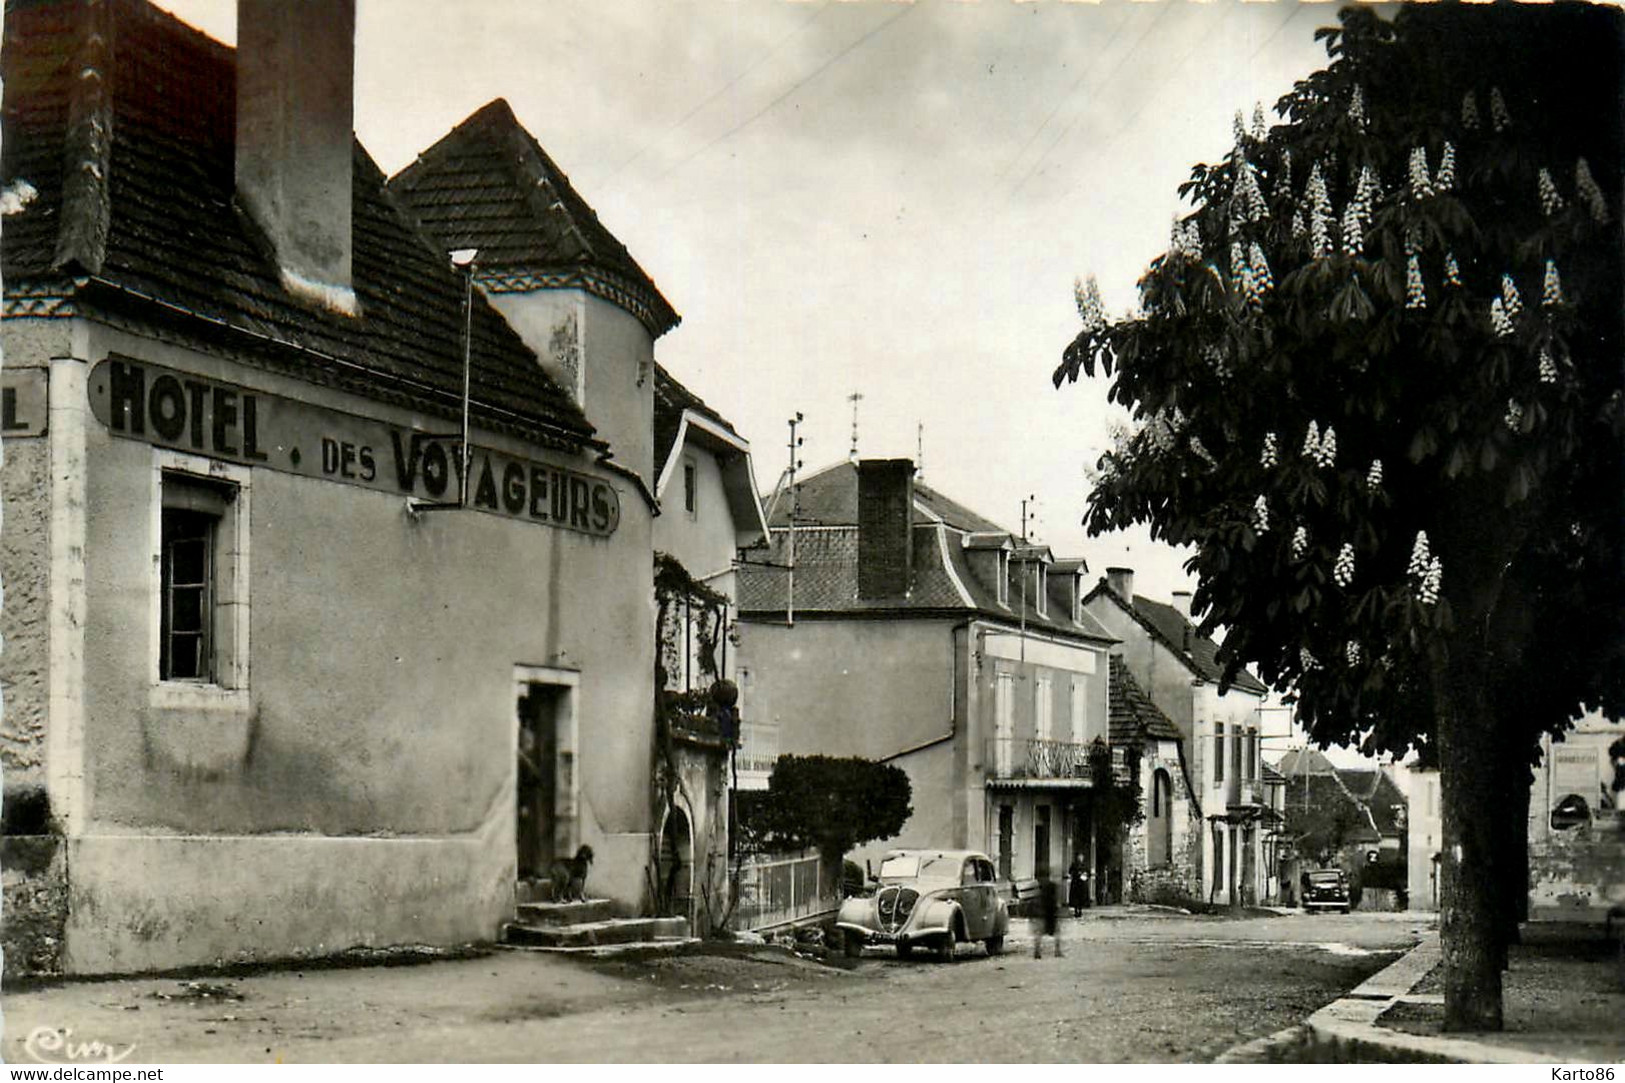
<box><xmin>985</xmin><ymin>737</ymin><xmax>1094</xmax><ymax>781</ymax></box>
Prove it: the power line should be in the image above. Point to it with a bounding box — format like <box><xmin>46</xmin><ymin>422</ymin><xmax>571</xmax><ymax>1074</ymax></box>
<box><xmin>651</xmin><ymin>3</ymin><xmax>916</xmax><ymax>186</ymax></box>
<box><xmin>1010</xmin><ymin>0</ymin><xmax>1179</xmax><ymax>201</ymax></box>
<box><xmin>600</xmin><ymin>1</ymin><xmax>834</xmax><ymax>191</ymax></box>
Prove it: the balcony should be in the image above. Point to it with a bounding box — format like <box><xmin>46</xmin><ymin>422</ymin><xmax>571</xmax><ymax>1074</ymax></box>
<box><xmin>985</xmin><ymin>737</ymin><xmax>1097</xmax><ymax>789</ymax></box>
<box><xmin>1227</xmin><ymin>778</ymin><xmax>1264</xmax><ymax>817</ymax></box>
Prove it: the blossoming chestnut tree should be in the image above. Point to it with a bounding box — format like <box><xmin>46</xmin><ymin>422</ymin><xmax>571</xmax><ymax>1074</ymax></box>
<box><xmin>1056</xmin><ymin>4</ymin><xmax>1623</xmax><ymax>1031</ymax></box>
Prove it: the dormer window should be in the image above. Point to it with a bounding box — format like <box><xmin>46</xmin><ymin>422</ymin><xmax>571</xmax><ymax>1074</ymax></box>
<box><xmin>997</xmin><ymin>550</ymin><xmax>1009</xmax><ymax>605</ymax></box>
<box><xmin>1034</xmin><ymin>564</ymin><xmax>1047</xmax><ymax>617</ymax></box>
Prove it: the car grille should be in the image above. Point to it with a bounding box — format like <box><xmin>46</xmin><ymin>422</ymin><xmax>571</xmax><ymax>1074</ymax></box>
<box><xmin>877</xmin><ymin>886</ymin><xmax>919</xmax><ymax>933</ymax></box>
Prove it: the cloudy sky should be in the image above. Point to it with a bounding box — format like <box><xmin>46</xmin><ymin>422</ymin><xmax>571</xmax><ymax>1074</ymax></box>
<box><xmin>160</xmin><ymin>0</ymin><xmax>1336</xmax><ymax>608</ymax></box>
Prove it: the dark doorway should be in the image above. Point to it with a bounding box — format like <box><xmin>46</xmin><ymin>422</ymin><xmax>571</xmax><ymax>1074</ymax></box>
<box><xmin>658</xmin><ymin>807</ymin><xmax>693</xmax><ymax>919</ymax></box>
<box><xmin>997</xmin><ymin>804</ymin><xmax>1014</xmax><ymax>879</ymax></box>
<box><xmin>1034</xmin><ymin>804</ymin><xmax>1052</xmax><ymax>880</ymax></box>
<box><xmin>517</xmin><ymin>685</ymin><xmax>562</xmax><ymax>882</ymax></box>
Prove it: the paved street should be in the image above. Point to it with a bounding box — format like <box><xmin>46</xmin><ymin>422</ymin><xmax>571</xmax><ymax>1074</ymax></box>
<box><xmin>3</xmin><ymin>910</ymin><xmax>1429</xmax><ymax>1063</ymax></box>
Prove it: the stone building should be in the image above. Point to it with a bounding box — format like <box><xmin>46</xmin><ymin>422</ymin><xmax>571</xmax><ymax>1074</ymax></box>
<box><xmin>735</xmin><ymin>459</ymin><xmax>1123</xmax><ymax>888</ymax></box>
<box><xmin>0</xmin><ymin>0</ymin><xmax>674</xmax><ymax>974</ymax></box>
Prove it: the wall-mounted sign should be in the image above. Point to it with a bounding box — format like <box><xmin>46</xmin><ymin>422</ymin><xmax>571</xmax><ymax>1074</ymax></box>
<box><xmin>2</xmin><ymin>368</ymin><xmax>48</xmax><ymax>437</ymax></box>
<box><xmin>88</xmin><ymin>357</ymin><xmax>619</xmax><ymax>536</ymax></box>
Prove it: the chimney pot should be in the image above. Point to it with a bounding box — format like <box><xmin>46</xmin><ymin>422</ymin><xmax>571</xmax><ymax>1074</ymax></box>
<box><xmin>236</xmin><ymin>0</ymin><xmax>358</xmax><ymax>315</ymax></box>
<box><xmin>1171</xmin><ymin>590</ymin><xmax>1192</xmax><ymax>619</ymax></box>
<box><xmin>857</xmin><ymin>459</ymin><xmax>915</xmax><ymax>599</ymax></box>
<box><xmin>1105</xmin><ymin>566</ymin><xmax>1134</xmax><ymax>603</ymax></box>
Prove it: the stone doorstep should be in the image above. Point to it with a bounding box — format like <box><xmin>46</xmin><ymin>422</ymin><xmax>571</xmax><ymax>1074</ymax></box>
<box><xmin>503</xmin><ymin>916</ymin><xmax>690</xmax><ymax>949</ymax></box>
<box><xmin>496</xmin><ymin>938</ymin><xmax>699</xmax><ymax>958</ymax></box>
<box><xmin>515</xmin><ymin>899</ymin><xmax>616</xmax><ymax>926</ymax></box>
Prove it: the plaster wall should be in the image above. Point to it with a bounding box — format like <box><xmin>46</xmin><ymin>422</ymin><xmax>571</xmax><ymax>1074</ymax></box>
<box><xmin>1404</xmin><ymin>766</ymin><xmax>1442</xmax><ymax>911</ymax></box>
<box><xmin>654</xmin><ymin>441</ymin><xmax>737</xmax><ymax>584</ymax></box>
<box><xmin>60</xmin><ymin>323</ymin><xmax>657</xmax><ymax>972</ymax></box>
<box><xmin>489</xmin><ymin>290</ymin><xmax>655</xmax><ymax>488</ymax></box>
<box><xmin>0</xmin><ymin>319</ymin><xmax>66</xmax><ymax>787</ymax></box>
<box><xmin>738</xmin><ymin>618</ymin><xmax>957</xmax><ymax>763</ymax></box>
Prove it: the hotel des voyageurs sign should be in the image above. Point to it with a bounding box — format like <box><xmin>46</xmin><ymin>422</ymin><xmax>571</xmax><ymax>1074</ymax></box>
<box><xmin>88</xmin><ymin>357</ymin><xmax>620</xmax><ymax>536</ymax></box>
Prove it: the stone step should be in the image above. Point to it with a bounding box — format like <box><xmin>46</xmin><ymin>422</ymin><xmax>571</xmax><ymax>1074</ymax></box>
<box><xmin>515</xmin><ymin>899</ymin><xmax>616</xmax><ymax>926</ymax></box>
<box><xmin>503</xmin><ymin>916</ymin><xmax>689</xmax><ymax>949</ymax></box>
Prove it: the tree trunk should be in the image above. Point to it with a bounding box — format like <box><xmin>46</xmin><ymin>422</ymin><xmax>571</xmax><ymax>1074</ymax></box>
<box><xmin>1435</xmin><ymin>644</ymin><xmax>1505</xmax><ymax>1032</ymax></box>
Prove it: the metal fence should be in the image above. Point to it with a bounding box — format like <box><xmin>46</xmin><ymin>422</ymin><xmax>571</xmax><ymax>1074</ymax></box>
<box><xmin>731</xmin><ymin>850</ymin><xmax>837</xmax><ymax>932</ymax></box>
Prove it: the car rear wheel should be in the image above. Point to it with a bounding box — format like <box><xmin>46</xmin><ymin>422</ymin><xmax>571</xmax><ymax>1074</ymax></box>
<box><xmin>895</xmin><ymin>940</ymin><xmax>914</xmax><ymax>959</ymax></box>
<box><xmin>985</xmin><ymin>935</ymin><xmax>1004</xmax><ymax>956</ymax></box>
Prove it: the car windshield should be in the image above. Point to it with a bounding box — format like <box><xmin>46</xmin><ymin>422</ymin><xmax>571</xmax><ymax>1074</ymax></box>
<box><xmin>878</xmin><ymin>855</ymin><xmax>959</xmax><ymax>880</ymax></box>
<box><xmin>1309</xmin><ymin>871</ymin><xmax>1344</xmax><ymax>883</ymax></box>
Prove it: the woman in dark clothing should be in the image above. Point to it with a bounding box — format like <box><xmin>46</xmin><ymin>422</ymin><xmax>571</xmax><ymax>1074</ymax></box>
<box><xmin>1067</xmin><ymin>855</ymin><xmax>1088</xmax><ymax>918</ymax></box>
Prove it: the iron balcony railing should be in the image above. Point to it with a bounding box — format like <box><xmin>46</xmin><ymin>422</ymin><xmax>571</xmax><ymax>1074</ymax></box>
<box><xmin>985</xmin><ymin>737</ymin><xmax>1095</xmax><ymax>782</ymax></box>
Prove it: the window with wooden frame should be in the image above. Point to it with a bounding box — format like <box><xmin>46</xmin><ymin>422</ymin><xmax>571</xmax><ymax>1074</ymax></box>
<box><xmin>155</xmin><ymin>462</ymin><xmax>248</xmax><ymax>692</ymax></box>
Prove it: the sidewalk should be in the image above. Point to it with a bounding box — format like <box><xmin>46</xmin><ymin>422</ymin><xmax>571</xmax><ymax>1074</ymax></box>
<box><xmin>1306</xmin><ymin>921</ymin><xmax>1625</xmax><ymax>1063</ymax></box>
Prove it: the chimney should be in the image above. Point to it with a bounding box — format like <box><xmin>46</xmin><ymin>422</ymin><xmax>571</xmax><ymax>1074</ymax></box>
<box><xmin>236</xmin><ymin>0</ymin><xmax>359</xmax><ymax>315</ymax></box>
<box><xmin>1171</xmin><ymin>590</ymin><xmax>1192</xmax><ymax>619</ymax></box>
<box><xmin>1106</xmin><ymin>566</ymin><xmax>1134</xmax><ymax>603</ymax></box>
<box><xmin>857</xmin><ymin>459</ymin><xmax>915</xmax><ymax>599</ymax></box>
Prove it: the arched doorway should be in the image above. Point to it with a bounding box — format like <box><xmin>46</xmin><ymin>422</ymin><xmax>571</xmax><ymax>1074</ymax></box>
<box><xmin>658</xmin><ymin>807</ymin><xmax>694</xmax><ymax>919</ymax></box>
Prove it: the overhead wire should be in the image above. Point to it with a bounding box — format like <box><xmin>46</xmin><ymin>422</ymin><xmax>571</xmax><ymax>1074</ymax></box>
<box><xmin>599</xmin><ymin>1</ymin><xmax>834</xmax><ymax>192</ymax></box>
<box><xmin>650</xmin><ymin>2</ymin><xmax>917</xmax><ymax>187</ymax></box>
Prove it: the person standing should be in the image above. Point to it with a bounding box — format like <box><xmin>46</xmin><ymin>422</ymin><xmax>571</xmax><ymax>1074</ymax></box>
<box><xmin>1034</xmin><ymin>869</ymin><xmax>1063</xmax><ymax>958</ymax></box>
<box><xmin>1067</xmin><ymin>855</ymin><xmax>1088</xmax><ymax>918</ymax></box>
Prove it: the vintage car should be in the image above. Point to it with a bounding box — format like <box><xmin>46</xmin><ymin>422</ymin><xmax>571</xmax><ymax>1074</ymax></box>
<box><xmin>835</xmin><ymin>849</ymin><xmax>1010</xmax><ymax>960</ymax></box>
<box><xmin>1302</xmin><ymin>868</ymin><xmax>1352</xmax><ymax>913</ymax></box>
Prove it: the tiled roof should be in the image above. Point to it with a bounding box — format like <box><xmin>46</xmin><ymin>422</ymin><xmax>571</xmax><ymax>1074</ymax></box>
<box><xmin>1</xmin><ymin>0</ymin><xmax>594</xmax><ymax>449</ymax></box>
<box><xmin>764</xmin><ymin>460</ymin><xmax>1008</xmax><ymax>535</ymax></box>
<box><xmin>1109</xmin><ymin>655</ymin><xmax>1182</xmax><ymax>745</ymax></box>
<box><xmin>652</xmin><ymin>361</ymin><xmax>739</xmax><ymax>479</ymax></box>
<box><xmin>1276</xmin><ymin>748</ymin><xmax>1339</xmax><ymax>777</ymax></box>
<box><xmin>1085</xmin><ymin>579</ymin><xmax>1269</xmax><ymax>696</ymax></box>
<box><xmin>388</xmin><ymin>98</ymin><xmax>678</xmax><ymax>337</ymax></box>
<box><xmin>739</xmin><ymin>462</ymin><xmax>1116</xmax><ymax>642</ymax></box>
<box><xmin>1262</xmin><ymin>762</ymin><xmax>1287</xmax><ymax>785</ymax></box>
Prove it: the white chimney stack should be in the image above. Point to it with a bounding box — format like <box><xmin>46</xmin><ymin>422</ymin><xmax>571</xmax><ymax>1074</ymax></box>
<box><xmin>1171</xmin><ymin>590</ymin><xmax>1192</xmax><ymax>619</ymax></box>
<box><xmin>1106</xmin><ymin>567</ymin><xmax>1134</xmax><ymax>603</ymax></box>
<box><xmin>235</xmin><ymin>0</ymin><xmax>358</xmax><ymax>315</ymax></box>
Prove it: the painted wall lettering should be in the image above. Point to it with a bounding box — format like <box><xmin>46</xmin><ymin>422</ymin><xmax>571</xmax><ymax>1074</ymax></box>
<box><xmin>1</xmin><ymin>368</ymin><xmax>49</xmax><ymax>437</ymax></box>
<box><xmin>88</xmin><ymin>357</ymin><xmax>620</xmax><ymax>536</ymax></box>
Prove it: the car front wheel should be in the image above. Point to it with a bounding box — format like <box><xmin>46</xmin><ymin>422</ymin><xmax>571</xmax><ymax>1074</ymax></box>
<box><xmin>843</xmin><ymin>931</ymin><xmax>864</xmax><ymax>958</ymax></box>
<box><xmin>896</xmin><ymin>940</ymin><xmax>914</xmax><ymax>959</ymax></box>
<box><xmin>938</xmin><ymin>934</ymin><xmax>956</xmax><ymax>963</ymax></box>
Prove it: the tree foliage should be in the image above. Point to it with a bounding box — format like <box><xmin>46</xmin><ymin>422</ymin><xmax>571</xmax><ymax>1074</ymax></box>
<box><xmin>1055</xmin><ymin>4</ymin><xmax>1623</xmax><ymax>1029</ymax></box>
<box><xmin>737</xmin><ymin>755</ymin><xmax>913</xmax><ymax>861</ymax></box>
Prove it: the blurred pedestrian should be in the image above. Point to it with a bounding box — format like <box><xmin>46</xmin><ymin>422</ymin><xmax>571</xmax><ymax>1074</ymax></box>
<box><xmin>1034</xmin><ymin>869</ymin><xmax>1062</xmax><ymax>958</ymax></box>
<box><xmin>1067</xmin><ymin>855</ymin><xmax>1088</xmax><ymax>918</ymax></box>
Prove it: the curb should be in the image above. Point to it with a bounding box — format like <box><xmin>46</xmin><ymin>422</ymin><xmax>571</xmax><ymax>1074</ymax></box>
<box><xmin>1304</xmin><ymin>932</ymin><xmax>1564</xmax><ymax>1064</ymax></box>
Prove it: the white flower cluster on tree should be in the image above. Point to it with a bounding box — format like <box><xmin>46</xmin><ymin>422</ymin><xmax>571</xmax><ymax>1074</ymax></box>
<box><xmin>1334</xmin><ymin>542</ymin><xmax>1357</xmax><ymax>588</ymax></box>
<box><xmin>1444</xmin><ymin>251</ymin><xmax>1462</xmax><ymax>287</ymax></box>
<box><xmin>1408</xmin><ymin>531</ymin><xmax>1443</xmax><ymax>606</ymax></box>
<box><xmin>1300</xmin><ymin>646</ymin><xmax>1319</xmax><ymax>671</ymax></box>
<box><xmin>1539</xmin><ymin>347</ymin><xmax>1558</xmax><ymax>385</ymax></box>
<box><xmin>1306</xmin><ymin>163</ymin><xmax>1333</xmax><ymax>258</ymax></box>
<box><xmin>1171</xmin><ymin>217</ymin><xmax>1202</xmax><ymax>260</ymax></box>
<box><xmin>1261</xmin><ymin>431</ymin><xmax>1279</xmax><ymax>468</ymax></box>
<box><xmin>1348</xmin><ymin>84</ymin><xmax>1367</xmax><ymax>127</ymax></box>
<box><xmin>1234</xmin><ymin>160</ymin><xmax>1268</xmax><ymax>224</ymax></box>
<box><xmin>1542</xmin><ymin>260</ymin><xmax>1563</xmax><ymax>307</ymax></box>
<box><xmin>1576</xmin><ymin>158</ymin><xmax>1609</xmax><ymax>223</ymax></box>
<box><xmin>1346</xmin><ymin>640</ymin><xmax>1363</xmax><ymax>667</ymax></box>
<box><xmin>1505</xmin><ymin>398</ymin><xmax>1524</xmax><ymax>432</ymax></box>
<box><xmin>1406</xmin><ymin>251</ymin><xmax>1427</xmax><ymax>309</ymax></box>
<box><xmin>1252</xmin><ymin>102</ymin><xmax>1267</xmax><ymax>142</ymax></box>
<box><xmin>1074</xmin><ymin>275</ymin><xmax>1106</xmax><ymax>333</ymax></box>
<box><xmin>1366</xmin><ymin>458</ymin><xmax>1383</xmax><ymax>488</ymax></box>
<box><xmin>1490</xmin><ymin>86</ymin><xmax>1511</xmax><ymax>132</ymax></box>
<box><xmin>1304</xmin><ymin>421</ymin><xmax>1336</xmax><ymax>468</ymax></box>
<box><xmin>1502</xmin><ymin>273</ymin><xmax>1524</xmax><ymax>318</ymax></box>
<box><xmin>1537</xmin><ymin>168</ymin><xmax>1565</xmax><ymax>216</ymax></box>
<box><xmin>1291</xmin><ymin>524</ymin><xmax>1309</xmax><ymax>560</ymax></box>
<box><xmin>1408</xmin><ymin>147</ymin><xmax>1434</xmax><ymax>200</ymax></box>
<box><xmin>1437</xmin><ymin>142</ymin><xmax>1456</xmax><ymax>191</ymax></box>
<box><xmin>1253</xmin><ymin>495</ymin><xmax>1270</xmax><ymax>534</ymax></box>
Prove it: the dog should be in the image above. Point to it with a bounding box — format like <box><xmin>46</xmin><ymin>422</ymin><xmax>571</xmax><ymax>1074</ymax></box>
<box><xmin>548</xmin><ymin>844</ymin><xmax>594</xmax><ymax>902</ymax></box>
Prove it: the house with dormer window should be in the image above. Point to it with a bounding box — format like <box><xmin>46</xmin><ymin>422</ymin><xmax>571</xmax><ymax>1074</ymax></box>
<box><xmin>736</xmin><ymin>459</ymin><xmax>1122</xmax><ymax>887</ymax></box>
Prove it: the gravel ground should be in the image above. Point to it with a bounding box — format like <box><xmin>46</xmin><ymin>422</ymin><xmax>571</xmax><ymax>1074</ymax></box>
<box><xmin>2</xmin><ymin>911</ymin><xmax>1420</xmax><ymax>1063</ymax></box>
